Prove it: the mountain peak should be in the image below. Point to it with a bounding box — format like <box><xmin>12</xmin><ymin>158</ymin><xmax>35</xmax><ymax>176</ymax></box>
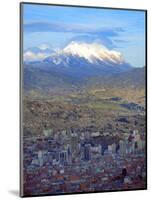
<box><xmin>63</xmin><ymin>41</ymin><xmax>124</xmax><ymax>64</ymax></box>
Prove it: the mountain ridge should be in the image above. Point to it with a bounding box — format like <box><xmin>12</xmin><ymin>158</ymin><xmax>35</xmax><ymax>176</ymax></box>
<box><xmin>23</xmin><ymin>42</ymin><xmax>144</xmax><ymax>91</ymax></box>
<box><xmin>24</xmin><ymin>64</ymin><xmax>145</xmax><ymax>91</ymax></box>
<box><xmin>24</xmin><ymin>42</ymin><xmax>132</xmax><ymax>82</ymax></box>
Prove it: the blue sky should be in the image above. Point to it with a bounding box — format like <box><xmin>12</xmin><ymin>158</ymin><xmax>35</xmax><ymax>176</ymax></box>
<box><xmin>23</xmin><ymin>4</ymin><xmax>146</xmax><ymax>67</ymax></box>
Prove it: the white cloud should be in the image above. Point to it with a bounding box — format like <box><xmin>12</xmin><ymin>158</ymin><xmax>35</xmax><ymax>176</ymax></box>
<box><xmin>24</xmin><ymin>51</ymin><xmax>50</xmax><ymax>61</ymax></box>
<box><xmin>39</xmin><ymin>44</ymin><xmax>51</xmax><ymax>50</ymax></box>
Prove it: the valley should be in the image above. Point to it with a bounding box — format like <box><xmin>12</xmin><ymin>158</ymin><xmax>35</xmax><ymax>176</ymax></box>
<box><xmin>23</xmin><ymin>84</ymin><xmax>145</xmax><ymax>136</ymax></box>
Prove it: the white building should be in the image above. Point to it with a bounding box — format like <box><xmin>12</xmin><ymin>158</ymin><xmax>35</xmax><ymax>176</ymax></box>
<box><xmin>38</xmin><ymin>150</ymin><xmax>44</xmax><ymax>167</ymax></box>
<box><xmin>119</xmin><ymin>140</ymin><xmax>127</xmax><ymax>156</ymax></box>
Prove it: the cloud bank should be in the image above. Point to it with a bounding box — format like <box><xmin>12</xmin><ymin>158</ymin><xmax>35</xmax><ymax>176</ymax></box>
<box><xmin>24</xmin><ymin>21</ymin><xmax>125</xmax><ymax>49</ymax></box>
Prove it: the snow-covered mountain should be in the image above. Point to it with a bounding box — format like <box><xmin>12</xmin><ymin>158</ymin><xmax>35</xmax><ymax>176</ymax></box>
<box><xmin>44</xmin><ymin>41</ymin><xmax>124</xmax><ymax>65</ymax></box>
<box><xmin>40</xmin><ymin>41</ymin><xmax>132</xmax><ymax>75</ymax></box>
<box><xmin>23</xmin><ymin>42</ymin><xmax>145</xmax><ymax>91</ymax></box>
<box><xmin>24</xmin><ymin>41</ymin><xmax>133</xmax><ymax>86</ymax></box>
<box><xmin>63</xmin><ymin>41</ymin><xmax>124</xmax><ymax>64</ymax></box>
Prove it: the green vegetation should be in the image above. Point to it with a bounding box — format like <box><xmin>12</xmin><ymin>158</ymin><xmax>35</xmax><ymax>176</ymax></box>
<box><xmin>87</xmin><ymin>101</ymin><xmax>124</xmax><ymax>111</ymax></box>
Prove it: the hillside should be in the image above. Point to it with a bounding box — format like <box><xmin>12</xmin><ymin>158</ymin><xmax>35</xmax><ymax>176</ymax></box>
<box><xmin>86</xmin><ymin>67</ymin><xmax>145</xmax><ymax>89</ymax></box>
<box><xmin>24</xmin><ymin>65</ymin><xmax>145</xmax><ymax>92</ymax></box>
<box><xmin>23</xmin><ymin>65</ymin><xmax>81</xmax><ymax>91</ymax></box>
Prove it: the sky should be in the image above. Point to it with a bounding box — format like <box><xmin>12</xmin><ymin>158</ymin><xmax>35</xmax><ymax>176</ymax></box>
<box><xmin>23</xmin><ymin>3</ymin><xmax>146</xmax><ymax>68</ymax></box>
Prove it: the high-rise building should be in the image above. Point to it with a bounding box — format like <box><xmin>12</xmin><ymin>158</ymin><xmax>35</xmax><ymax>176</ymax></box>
<box><xmin>62</xmin><ymin>130</ymin><xmax>67</xmax><ymax>137</ymax></box>
<box><xmin>126</xmin><ymin>141</ymin><xmax>132</xmax><ymax>154</ymax></box>
<box><xmin>119</xmin><ymin>140</ymin><xmax>126</xmax><ymax>156</ymax></box>
<box><xmin>71</xmin><ymin>133</ymin><xmax>79</xmax><ymax>153</ymax></box>
<box><xmin>84</xmin><ymin>144</ymin><xmax>91</xmax><ymax>161</ymax></box>
<box><xmin>131</xmin><ymin>140</ymin><xmax>136</xmax><ymax>154</ymax></box>
<box><xmin>59</xmin><ymin>150</ymin><xmax>68</xmax><ymax>164</ymax></box>
<box><xmin>112</xmin><ymin>143</ymin><xmax>117</xmax><ymax>154</ymax></box>
<box><xmin>100</xmin><ymin>144</ymin><xmax>102</xmax><ymax>155</ymax></box>
<box><xmin>66</xmin><ymin>144</ymin><xmax>72</xmax><ymax>164</ymax></box>
<box><xmin>137</xmin><ymin>139</ymin><xmax>145</xmax><ymax>152</ymax></box>
<box><xmin>108</xmin><ymin>145</ymin><xmax>112</xmax><ymax>153</ymax></box>
<box><xmin>133</xmin><ymin>130</ymin><xmax>139</xmax><ymax>136</ymax></box>
<box><xmin>108</xmin><ymin>143</ymin><xmax>116</xmax><ymax>154</ymax></box>
<box><xmin>38</xmin><ymin>150</ymin><xmax>43</xmax><ymax>167</ymax></box>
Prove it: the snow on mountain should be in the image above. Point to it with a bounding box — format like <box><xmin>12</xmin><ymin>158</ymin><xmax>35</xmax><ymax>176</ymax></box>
<box><xmin>43</xmin><ymin>41</ymin><xmax>126</xmax><ymax>68</ymax></box>
<box><xmin>24</xmin><ymin>41</ymin><xmax>125</xmax><ymax>65</ymax></box>
<box><xmin>62</xmin><ymin>41</ymin><xmax>124</xmax><ymax>64</ymax></box>
<box><xmin>24</xmin><ymin>41</ymin><xmax>132</xmax><ymax>78</ymax></box>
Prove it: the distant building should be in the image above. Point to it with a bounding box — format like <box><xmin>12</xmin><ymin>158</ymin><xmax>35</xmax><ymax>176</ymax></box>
<box><xmin>137</xmin><ymin>139</ymin><xmax>145</xmax><ymax>152</ymax></box>
<box><xmin>62</xmin><ymin>130</ymin><xmax>67</xmax><ymax>137</ymax></box>
<box><xmin>134</xmin><ymin>133</ymin><xmax>141</xmax><ymax>143</ymax></box>
<box><xmin>91</xmin><ymin>132</ymin><xmax>100</xmax><ymax>137</ymax></box>
<box><xmin>100</xmin><ymin>144</ymin><xmax>102</xmax><ymax>155</ymax></box>
<box><xmin>131</xmin><ymin>141</ymin><xmax>136</xmax><ymax>154</ymax></box>
<box><xmin>80</xmin><ymin>132</ymin><xmax>85</xmax><ymax>140</ymax></box>
<box><xmin>108</xmin><ymin>143</ymin><xmax>116</xmax><ymax>154</ymax></box>
<box><xmin>38</xmin><ymin>150</ymin><xmax>43</xmax><ymax>167</ymax></box>
<box><xmin>119</xmin><ymin>140</ymin><xmax>126</xmax><ymax>156</ymax></box>
<box><xmin>133</xmin><ymin>130</ymin><xmax>139</xmax><ymax>137</ymax></box>
<box><xmin>43</xmin><ymin>128</ymin><xmax>53</xmax><ymax>137</ymax></box>
<box><xmin>66</xmin><ymin>144</ymin><xmax>72</xmax><ymax>164</ymax></box>
<box><xmin>59</xmin><ymin>150</ymin><xmax>68</xmax><ymax>164</ymax></box>
<box><xmin>126</xmin><ymin>141</ymin><xmax>132</xmax><ymax>154</ymax></box>
<box><xmin>108</xmin><ymin>145</ymin><xmax>112</xmax><ymax>153</ymax></box>
<box><xmin>111</xmin><ymin>143</ymin><xmax>117</xmax><ymax>154</ymax></box>
<box><xmin>84</xmin><ymin>144</ymin><xmax>91</xmax><ymax>161</ymax></box>
<box><xmin>71</xmin><ymin>134</ymin><xmax>79</xmax><ymax>153</ymax></box>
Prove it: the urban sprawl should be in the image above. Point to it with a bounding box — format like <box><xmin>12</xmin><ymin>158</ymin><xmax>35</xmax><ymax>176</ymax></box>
<box><xmin>23</xmin><ymin>128</ymin><xmax>146</xmax><ymax>196</ymax></box>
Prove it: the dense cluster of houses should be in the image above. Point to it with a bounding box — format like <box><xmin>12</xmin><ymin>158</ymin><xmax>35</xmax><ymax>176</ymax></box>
<box><xmin>23</xmin><ymin>128</ymin><xmax>146</xmax><ymax>196</ymax></box>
